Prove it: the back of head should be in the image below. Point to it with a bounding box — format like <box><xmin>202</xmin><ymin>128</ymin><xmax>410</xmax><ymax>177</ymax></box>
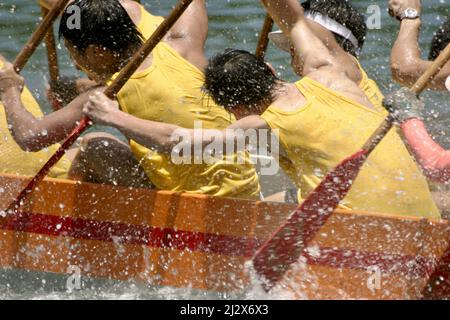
<box><xmin>429</xmin><ymin>16</ymin><xmax>450</xmax><ymax>61</ymax></box>
<box><xmin>59</xmin><ymin>0</ymin><xmax>143</xmax><ymax>56</ymax></box>
<box><xmin>204</xmin><ymin>49</ymin><xmax>278</xmax><ymax>109</ymax></box>
<box><xmin>301</xmin><ymin>0</ymin><xmax>367</xmax><ymax>56</ymax></box>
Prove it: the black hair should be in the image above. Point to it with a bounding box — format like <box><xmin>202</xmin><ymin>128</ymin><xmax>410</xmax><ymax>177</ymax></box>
<box><xmin>204</xmin><ymin>49</ymin><xmax>278</xmax><ymax>109</ymax></box>
<box><xmin>59</xmin><ymin>0</ymin><xmax>143</xmax><ymax>57</ymax></box>
<box><xmin>301</xmin><ymin>0</ymin><xmax>367</xmax><ymax>56</ymax></box>
<box><xmin>429</xmin><ymin>16</ymin><xmax>450</xmax><ymax>61</ymax></box>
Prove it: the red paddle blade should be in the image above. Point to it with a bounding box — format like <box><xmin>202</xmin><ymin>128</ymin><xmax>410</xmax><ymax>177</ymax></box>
<box><xmin>6</xmin><ymin>117</ymin><xmax>91</xmax><ymax>213</ymax></box>
<box><xmin>252</xmin><ymin>149</ymin><xmax>369</xmax><ymax>291</ymax></box>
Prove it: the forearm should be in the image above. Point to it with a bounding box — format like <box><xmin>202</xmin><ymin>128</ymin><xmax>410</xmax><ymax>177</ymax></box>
<box><xmin>391</xmin><ymin>19</ymin><xmax>430</xmax><ymax>85</ymax></box>
<box><xmin>108</xmin><ymin>111</ymin><xmax>186</xmax><ymax>154</ymax></box>
<box><xmin>107</xmin><ymin>111</ymin><xmax>255</xmax><ymax>156</ymax></box>
<box><xmin>1</xmin><ymin>86</ymin><xmax>86</xmax><ymax>151</ymax></box>
<box><xmin>1</xmin><ymin>87</ymin><xmax>57</xmax><ymax>151</ymax></box>
<box><xmin>401</xmin><ymin>118</ymin><xmax>450</xmax><ymax>182</ymax></box>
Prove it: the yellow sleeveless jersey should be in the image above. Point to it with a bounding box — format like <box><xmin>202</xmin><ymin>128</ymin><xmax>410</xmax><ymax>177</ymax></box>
<box><xmin>114</xmin><ymin>5</ymin><xmax>260</xmax><ymax>199</ymax></box>
<box><xmin>0</xmin><ymin>61</ymin><xmax>71</xmax><ymax>178</ymax></box>
<box><xmin>261</xmin><ymin>67</ymin><xmax>440</xmax><ymax>219</ymax></box>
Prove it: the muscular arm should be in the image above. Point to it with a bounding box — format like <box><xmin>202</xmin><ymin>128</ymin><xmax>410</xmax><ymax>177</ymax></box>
<box><xmin>83</xmin><ymin>92</ymin><xmax>269</xmax><ymax>154</ymax></box>
<box><xmin>165</xmin><ymin>0</ymin><xmax>208</xmax><ymax>71</ymax></box>
<box><xmin>391</xmin><ymin>19</ymin><xmax>450</xmax><ymax>90</ymax></box>
<box><xmin>1</xmin><ymin>85</ymin><xmax>100</xmax><ymax>152</ymax></box>
<box><xmin>401</xmin><ymin>118</ymin><xmax>450</xmax><ymax>183</ymax></box>
<box><xmin>260</xmin><ymin>0</ymin><xmax>336</xmax><ymax>73</ymax></box>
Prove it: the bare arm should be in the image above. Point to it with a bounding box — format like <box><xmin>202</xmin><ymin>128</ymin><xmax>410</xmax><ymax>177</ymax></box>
<box><xmin>1</xmin><ymin>87</ymin><xmax>98</xmax><ymax>152</ymax></box>
<box><xmin>83</xmin><ymin>92</ymin><xmax>269</xmax><ymax>154</ymax></box>
<box><xmin>260</xmin><ymin>0</ymin><xmax>337</xmax><ymax>74</ymax></box>
<box><xmin>391</xmin><ymin>20</ymin><xmax>450</xmax><ymax>90</ymax></box>
<box><xmin>165</xmin><ymin>0</ymin><xmax>208</xmax><ymax>71</ymax></box>
<box><xmin>389</xmin><ymin>0</ymin><xmax>450</xmax><ymax>90</ymax></box>
<box><xmin>0</xmin><ymin>59</ymin><xmax>100</xmax><ymax>151</ymax></box>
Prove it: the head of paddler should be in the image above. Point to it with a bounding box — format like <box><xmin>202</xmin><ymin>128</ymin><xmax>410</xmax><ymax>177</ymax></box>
<box><xmin>204</xmin><ymin>48</ymin><xmax>282</xmax><ymax>119</ymax></box>
<box><xmin>58</xmin><ymin>0</ymin><xmax>144</xmax><ymax>84</ymax></box>
<box><xmin>269</xmin><ymin>0</ymin><xmax>367</xmax><ymax>76</ymax></box>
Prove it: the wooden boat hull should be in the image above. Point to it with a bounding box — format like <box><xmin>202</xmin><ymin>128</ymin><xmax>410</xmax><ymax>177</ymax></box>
<box><xmin>0</xmin><ymin>174</ymin><xmax>449</xmax><ymax>299</ymax></box>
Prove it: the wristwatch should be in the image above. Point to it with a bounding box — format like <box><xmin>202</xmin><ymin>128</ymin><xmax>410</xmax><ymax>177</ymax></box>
<box><xmin>399</xmin><ymin>8</ymin><xmax>420</xmax><ymax>20</ymax></box>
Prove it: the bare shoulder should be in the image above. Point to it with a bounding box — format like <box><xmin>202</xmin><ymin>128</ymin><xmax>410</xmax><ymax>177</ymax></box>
<box><xmin>119</xmin><ymin>0</ymin><xmax>142</xmax><ymax>26</ymax></box>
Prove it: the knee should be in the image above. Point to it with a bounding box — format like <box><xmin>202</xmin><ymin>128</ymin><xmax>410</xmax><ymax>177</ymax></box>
<box><xmin>80</xmin><ymin>132</ymin><xmax>117</xmax><ymax>149</ymax></box>
<box><xmin>78</xmin><ymin>133</ymin><xmax>122</xmax><ymax>163</ymax></box>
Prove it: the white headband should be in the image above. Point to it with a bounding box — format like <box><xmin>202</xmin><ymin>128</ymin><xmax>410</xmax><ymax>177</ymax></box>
<box><xmin>446</xmin><ymin>76</ymin><xmax>450</xmax><ymax>91</ymax></box>
<box><xmin>268</xmin><ymin>10</ymin><xmax>360</xmax><ymax>54</ymax></box>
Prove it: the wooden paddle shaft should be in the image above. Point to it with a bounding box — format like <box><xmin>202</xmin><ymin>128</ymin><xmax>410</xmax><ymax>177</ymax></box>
<box><xmin>255</xmin><ymin>14</ymin><xmax>274</xmax><ymax>59</ymax></box>
<box><xmin>41</xmin><ymin>6</ymin><xmax>60</xmax><ymax>83</ymax></box>
<box><xmin>13</xmin><ymin>0</ymin><xmax>70</xmax><ymax>73</ymax></box>
<box><xmin>7</xmin><ymin>0</ymin><xmax>194</xmax><ymax>212</ymax></box>
<box><xmin>362</xmin><ymin>42</ymin><xmax>450</xmax><ymax>154</ymax></box>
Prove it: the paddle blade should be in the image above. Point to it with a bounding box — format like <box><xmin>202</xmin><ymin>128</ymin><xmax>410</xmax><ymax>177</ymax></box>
<box><xmin>252</xmin><ymin>149</ymin><xmax>369</xmax><ymax>290</ymax></box>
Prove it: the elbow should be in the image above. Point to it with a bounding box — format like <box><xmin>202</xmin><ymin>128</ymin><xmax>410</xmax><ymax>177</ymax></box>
<box><xmin>15</xmin><ymin>135</ymin><xmax>43</xmax><ymax>152</ymax></box>
<box><xmin>391</xmin><ymin>61</ymin><xmax>408</xmax><ymax>85</ymax></box>
<box><xmin>14</xmin><ymin>137</ymin><xmax>41</xmax><ymax>153</ymax></box>
<box><xmin>390</xmin><ymin>60</ymin><xmax>421</xmax><ymax>86</ymax></box>
<box><xmin>11</xmin><ymin>129</ymin><xmax>45</xmax><ymax>152</ymax></box>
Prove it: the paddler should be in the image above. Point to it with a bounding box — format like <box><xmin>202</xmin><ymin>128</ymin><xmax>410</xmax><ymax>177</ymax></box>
<box><xmin>0</xmin><ymin>0</ymin><xmax>153</xmax><ymax>188</ymax></box>
<box><xmin>389</xmin><ymin>0</ymin><xmax>450</xmax><ymax>90</ymax></box>
<box><xmin>388</xmin><ymin>0</ymin><xmax>450</xmax><ymax>214</ymax></box>
<box><xmin>84</xmin><ymin>0</ymin><xmax>441</xmax><ymax>219</ymax></box>
<box><xmin>1</xmin><ymin>0</ymin><xmax>261</xmax><ymax>198</ymax></box>
<box><xmin>0</xmin><ymin>54</ymin><xmax>72</xmax><ymax>178</ymax></box>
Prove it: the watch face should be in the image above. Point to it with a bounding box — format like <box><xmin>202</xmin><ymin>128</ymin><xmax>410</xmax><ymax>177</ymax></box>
<box><xmin>405</xmin><ymin>8</ymin><xmax>418</xmax><ymax>18</ymax></box>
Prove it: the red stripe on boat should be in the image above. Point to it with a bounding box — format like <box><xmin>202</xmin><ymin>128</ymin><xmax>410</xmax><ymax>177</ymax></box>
<box><xmin>0</xmin><ymin>211</ymin><xmax>439</xmax><ymax>278</ymax></box>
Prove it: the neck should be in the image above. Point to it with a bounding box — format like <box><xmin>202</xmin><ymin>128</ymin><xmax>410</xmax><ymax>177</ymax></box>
<box><xmin>98</xmin><ymin>49</ymin><xmax>136</xmax><ymax>83</ymax></box>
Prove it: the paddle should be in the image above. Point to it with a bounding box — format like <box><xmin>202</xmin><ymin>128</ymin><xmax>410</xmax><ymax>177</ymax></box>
<box><xmin>41</xmin><ymin>6</ymin><xmax>60</xmax><ymax>84</ymax></box>
<box><xmin>13</xmin><ymin>0</ymin><xmax>70</xmax><ymax>73</ymax></box>
<box><xmin>255</xmin><ymin>14</ymin><xmax>274</xmax><ymax>59</ymax></box>
<box><xmin>40</xmin><ymin>5</ymin><xmax>64</xmax><ymax>111</ymax></box>
<box><xmin>6</xmin><ymin>0</ymin><xmax>194</xmax><ymax>213</ymax></box>
<box><xmin>253</xmin><ymin>42</ymin><xmax>450</xmax><ymax>291</ymax></box>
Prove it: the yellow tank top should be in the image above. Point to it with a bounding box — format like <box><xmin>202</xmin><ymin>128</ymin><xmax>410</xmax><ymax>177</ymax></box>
<box><xmin>261</xmin><ymin>69</ymin><xmax>440</xmax><ymax>219</ymax></box>
<box><xmin>114</xmin><ymin>6</ymin><xmax>260</xmax><ymax>199</ymax></box>
<box><xmin>0</xmin><ymin>62</ymin><xmax>71</xmax><ymax>178</ymax></box>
